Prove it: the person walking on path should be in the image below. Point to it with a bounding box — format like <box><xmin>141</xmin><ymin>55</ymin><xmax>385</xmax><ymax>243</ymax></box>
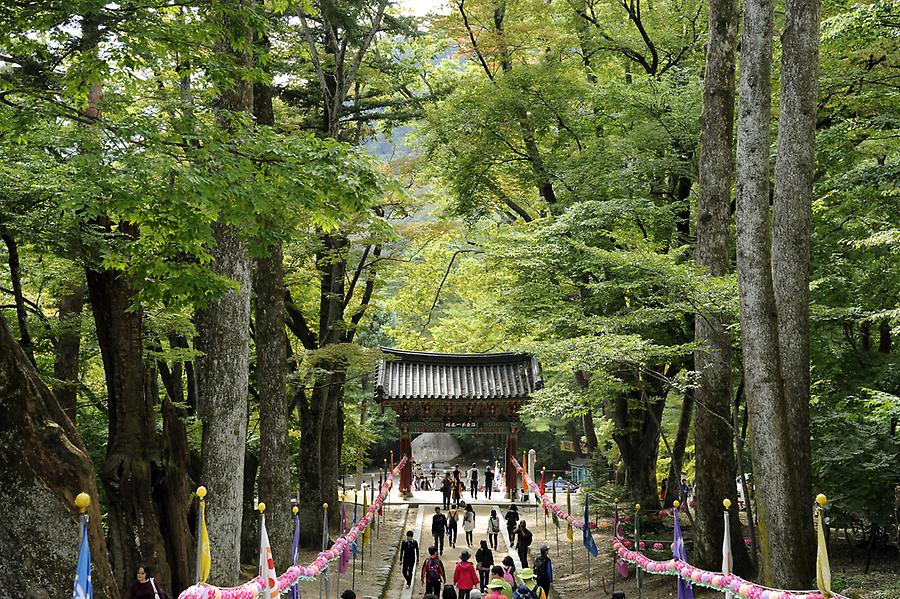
<box><xmin>463</xmin><ymin>504</ymin><xmax>476</xmax><ymax>547</ymax></box>
<box><xmin>500</xmin><ymin>557</ymin><xmax>517</xmax><ymax>586</ymax></box>
<box><xmin>441</xmin><ymin>474</ymin><xmax>452</xmax><ymax>509</ymax></box>
<box><xmin>453</xmin><ymin>550</ymin><xmax>480</xmax><ymax>599</ymax></box>
<box><xmin>490</xmin><ymin>567</ymin><xmax>514</xmax><ymax>599</ymax></box>
<box><xmin>400</xmin><ymin>530</ymin><xmax>419</xmax><ymax>588</ymax></box>
<box><xmin>487</xmin><ymin>509</ymin><xmax>501</xmax><ymax>550</ymax></box>
<box><xmin>447</xmin><ymin>505</ymin><xmax>459</xmax><ymax>548</ymax></box>
<box><xmin>475</xmin><ymin>540</ymin><xmax>493</xmax><ymax>592</ymax></box>
<box><xmin>484</xmin><ymin>466</ymin><xmax>493</xmax><ymax>500</ymax></box>
<box><xmin>485</xmin><ymin>580</ymin><xmax>507</xmax><ymax>599</ymax></box>
<box><xmin>532</xmin><ymin>545</ymin><xmax>552</xmax><ymax>596</ymax></box>
<box><xmin>442</xmin><ymin>585</ymin><xmax>458</xmax><ymax>599</ymax></box>
<box><xmin>504</xmin><ymin>505</ymin><xmax>519</xmax><ymax>543</ymax></box>
<box><xmin>468</xmin><ymin>463</ymin><xmax>480</xmax><ymax>499</ymax></box>
<box><xmin>340</xmin><ymin>590</ymin><xmax>356</xmax><ymax>599</ymax></box>
<box><xmin>514</xmin><ymin>521</ymin><xmax>532</xmax><ymax>568</ymax></box>
<box><xmin>453</xmin><ymin>479</ymin><xmax>463</xmax><ymax>508</ymax></box>
<box><xmin>518</xmin><ymin>569</ymin><xmax>546</xmax><ymax>599</ymax></box>
<box><xmin>432</xmin><ymin>507</ymin><xmax>448</xmax><ymax>555</ymax></box>
<box><xmin>422</xmin><ymin>546</ymin><xmax>446</xmax><ymax>596</ymax></box>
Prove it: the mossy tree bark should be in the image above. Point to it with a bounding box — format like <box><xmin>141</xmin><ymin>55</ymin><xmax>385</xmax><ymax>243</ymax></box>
<box><xmin>0</xmin><ymin>312</ymin><xmax>117</xmax><ymax>598</ymax></box>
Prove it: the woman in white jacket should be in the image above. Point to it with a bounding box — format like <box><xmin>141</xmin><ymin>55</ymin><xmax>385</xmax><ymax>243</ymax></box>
<box><xmin>463</xmin><ymin>503</ymin><xmax>477</xmax><ymax>546</ymax></box>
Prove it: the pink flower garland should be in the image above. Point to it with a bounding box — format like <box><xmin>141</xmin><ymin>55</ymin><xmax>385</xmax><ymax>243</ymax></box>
<box><xmin>513</xmin><ymin>458</ymin><xmax>847</xmax><ymax>599</ymax></box>
<box><xmin>177</xmin><ymin>456</ymin><xmax>408</xmax><ymax>599</ymax></box>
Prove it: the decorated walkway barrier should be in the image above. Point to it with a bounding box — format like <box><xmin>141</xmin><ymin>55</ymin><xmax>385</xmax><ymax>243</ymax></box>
<box><xmin>511</xmin><ymin>457</ymin><xmax>845</xmax><ymax>599</ymax></box>
<box><xmin>177</xmin><ymin>456</ymin><xmax>407</xmax><ymax>599</ymax></box>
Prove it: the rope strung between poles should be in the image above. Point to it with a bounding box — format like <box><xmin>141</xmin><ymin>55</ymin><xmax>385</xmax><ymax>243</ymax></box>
<box><xmin>511</xmin><ymin>457</ymin><xmax>847</xmax><ymax>599</ymax></box>
<box><xmin>177</xmin><ymin>456</ymin><xmax>407</xmax><ymax>599</ymax></box>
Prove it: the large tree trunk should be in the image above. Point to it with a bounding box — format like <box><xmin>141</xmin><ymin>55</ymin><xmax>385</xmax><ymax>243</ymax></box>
<box><xmin>240</xmin><ymin>451</ymin><xmax>260</xmax><ymax>565</ymax></box>
<box><xmin>252</xmin><ymin>59</ymin><xmax>293</xmax><ymax>569</ymax></box>
<box><xmin>297</xmin><ymin>234</ymin><xmax>348</xmax><ymax>545</ymax></box>
<box><xmin>53</xmin><ymin>282</ymin><xmax>85</xmax><ymax>422</ymax></box>
<box><xmin>196</xmin><ymin>223</ymin><xmax>252</xmax><ymax>583</ymax></box>
<box><xmin>0</xmin><ymin>312</ymin><xmax>118</xmax><ymax>598</ymax></box>
<box><xmin>155</xmin><ymin>352</ymin><xmax>195</xmax><ymax>596</ymax></box>
<box><xmin>86</xmin><ymin>267</ymin><xmax>172</xmax><ymax>591</ymax></box>
<box><xmin>610</xmin><ymin>390</ymin><xmax>665</xmax><ymax>509</ymax></box>
<box><xmin>770</xmin><ymin>0</ymin><xmax>821</xmax><ymax>581</ymax></box>
<box><xmin>663</xmin><ymin>391</ymin><xmax>692</xmax><ymax>508</ymax></box>
<box><xmin>196</xmin><ymin>0</ymin><xmax>254</xmax><ymax>583</ymax></box>
<box><xmin>254</xmin><ymin>247</ymin><xmax>292</xmax><ymax>567</ymax></box>
<box><xmin>693</xmin><ymin>0</ymin><xmax>754</xmax><ymax>574</ymax></box>
<box><xmin>735</xmin><ymin>0</ymin><xmax>809</xmax><ymax>584</ymax></box>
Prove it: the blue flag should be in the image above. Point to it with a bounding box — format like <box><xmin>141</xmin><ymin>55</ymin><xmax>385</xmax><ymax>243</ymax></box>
<box><xmin>583</xmin><ymin>495</ymin><xmax>598</xmax><ymax>557</ymax></box>
<box><xmin>289</xmin><ymin>514</ymin><xmax>300</xmax><ymax>599</ymax></box>
<box><xmin>672</xmin><ymin>507</ymin><xmax>695</xmax><ymax>599</ymax></box>
<box><xmin>72</xmin><ymin>517</ymin><xmax>92</xmax><ymax>599</ymax></box>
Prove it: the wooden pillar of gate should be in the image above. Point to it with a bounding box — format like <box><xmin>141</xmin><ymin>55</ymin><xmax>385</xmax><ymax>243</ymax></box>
<box><xmin>400</xmin><ymin>426</ymin><xmax>413</xmax><ymax>498</ymax></box>
<box><xmin>505</xmin><ymin>425</ymin><xmax>518</xmax><ymax>500</ymax></box>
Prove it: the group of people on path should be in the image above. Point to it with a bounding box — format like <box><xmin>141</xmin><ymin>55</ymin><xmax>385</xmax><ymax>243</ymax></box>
<box><xmin>408</xmin><ymin>542</ymin><xmax>553</xmax><ymax>599</ymax></box>
<box><xmin>438</xmin><ymin>463</ymin><xmax>497</xmax><ymax>508</ymax></box>
<box><xmin>400</xmin><ymin>500</ymin><xmax>553</xmax><ymax>599</ymax></box>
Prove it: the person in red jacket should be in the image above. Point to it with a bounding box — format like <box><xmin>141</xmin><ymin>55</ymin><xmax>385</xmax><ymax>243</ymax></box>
<box><xmin>453</xmin><ymin>550</ymin><xmax>480</xmax><ymax>599</ymax></box>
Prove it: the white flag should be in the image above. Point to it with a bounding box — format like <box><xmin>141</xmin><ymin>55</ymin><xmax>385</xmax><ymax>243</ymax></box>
<box><xmin>259</xmin><ymin>515</ymin><xmax>280</xmax><ymax>599</ymax></box>
<box><xmin>722</xmin><ymin>511</ymin><xmax>733</xmax><ymax>599</ymax></box>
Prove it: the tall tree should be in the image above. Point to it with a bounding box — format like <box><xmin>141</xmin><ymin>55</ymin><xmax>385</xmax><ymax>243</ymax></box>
<box><xmin>734</xmin><ymin>0</ymin><xmax>819</xmax><ymax>581</ymax></box>
<box><xmin>0</xmin><ymin>312</ymin><xmax>118</xmax><ymax>598</ymax></box>
<box><xmin>693</xmin><ymin>0</ymin><xmax>753</xmax><ymax>574</ymax></box>
<box><xmin>771</xmin><ymin>0</ymin><xmax>821</xmax><ymax>576</ymax></box>
<box><xmin>197</xmin><ymin>0</ymin><xmax>254</xmax><ymax>584</ymax></box>
<box><xmin>253</xmin><ymin>32</ymin><xmax>293</xmax><ymax>567</ymax></box>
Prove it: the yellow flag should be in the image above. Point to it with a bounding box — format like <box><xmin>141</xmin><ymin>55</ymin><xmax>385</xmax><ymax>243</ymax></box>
<box><xmin>362</xmin><ymin>491</ymin><xmax>370</xmax><ymax>545</ymax></box>
<box><xmin>816</xmin><ymin>506</ymin><xmax>832</xmax><ymax>597</ymax></box>
<box><xmin>566</xmin><ymin>488</ymin><xmax>574</xmax><ymax>542</ymax></box>
<box><xmin>198</xmin><ymin>500</ymin><xmax>211</xmax><ymax>584</ymax></box>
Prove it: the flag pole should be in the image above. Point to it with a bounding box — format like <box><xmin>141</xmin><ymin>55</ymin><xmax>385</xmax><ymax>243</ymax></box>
<box><xmin>321</xmin><ymin>503</ymin><xmax>329</xmax><ymax>599</ymax></box>
<box><xmin>816</xmin><ymin>494</ymin><xmax>832</xmax><ymax>598</ymax></box>
<box><xmin>369</xmin><ymin>475</ymin><xmax>375</xmax><ymax>557</ymax></box>
<box><xmin>289</xmin><ymin>506</ymin><xmax>300</xmax><ymax>599</ymax></box>
<box><xmin>352</xmin><ymin>488</ymin><xmax>359</xmax><ymax>590</ymax></box>
<box><xmin>552</xmin><ymin>479</ymin><xmax>559</xmax><ymax>558</ymax></box>
<box><xmin>336</xmin><ymin>504</ymin><xmax>341</xmax><ymax>599</ymax></box>
<box><xmin>73</xmin><ymin>492</ymin><xmax>92</xmax><ymax>599</ymax></box>
<box><xmin>635</xmin><ymin>503</ymin><xmax>642</xmax><ymax>599</ymax></box>
<box><xmin>542</xmin><ymin>468</ymin><xmax>547</xmax><ymax>539</ymax></box>
<box><xmin>723</xmin><ymin>498</ymin><xmax>733</xmax><ymax>599</ymax></box>
<box><xmin>611</xmin><ymin>502</ymin><xmax>618</xmax><ymax>595</ymax></box>
<box><xmin>194</xmin><ymin>486</ymin><xmax>207</xmax><ymax>585</ymax></box>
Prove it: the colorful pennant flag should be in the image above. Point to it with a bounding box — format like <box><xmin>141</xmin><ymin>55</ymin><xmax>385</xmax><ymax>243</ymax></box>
<box><xmin>816</xmin><ymin>504</ymin><xmax>832</xmax><ymax>597</ymax></box>
<box><xmin>672</xmin><ymin>506</ymin><xmax>695</xmax><ymax>599</ymax></box>
<box><xmin>198</xmin><ymin>500</ymin><xmax>211</xmax><ymax>584</ymax></box>
<box><xmin>258</xmin><ymin>515</ymin><xmax>279</xmax><ymax>599</ymax></box>
<box><xmin>72</xmin><ymin>516</ymin><xmax>92</xmax><ymax>599</ymax></box>
<box><xmin>583</xmin><ymin>495</ymin><xmax>598</xmax><ymax>557</ymax></box>
<box><xmin>566</xmin><ymin>488</ymin><xmax>574</xmax><ymax>543</ymax></box>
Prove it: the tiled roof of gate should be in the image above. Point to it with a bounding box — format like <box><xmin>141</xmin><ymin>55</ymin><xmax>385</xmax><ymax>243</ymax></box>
<box><xmin>374</xmin><ymin>347</ymin><xmax>542</xmax><ymax>401</ymax></box>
